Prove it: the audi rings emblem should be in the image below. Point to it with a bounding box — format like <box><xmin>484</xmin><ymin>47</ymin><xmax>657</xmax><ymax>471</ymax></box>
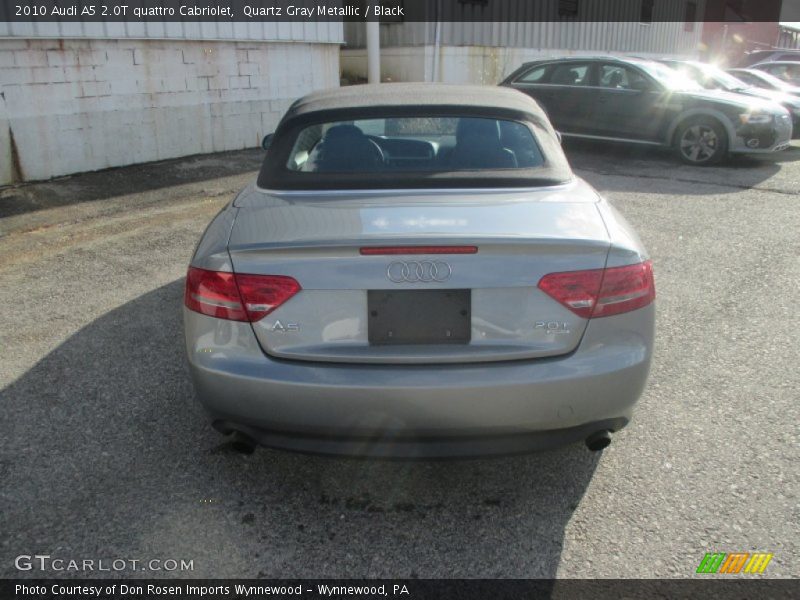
<box><xmin>387</xmin><ymin>261</ymin><xmax>452</xmax><ymax>283</ymax></box>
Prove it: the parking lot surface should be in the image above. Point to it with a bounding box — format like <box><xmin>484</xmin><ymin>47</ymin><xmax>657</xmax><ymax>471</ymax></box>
<box><xmin>1</xmin><ymin>142</ymin><xmax>798</xmax><ymax>578</ymax></box>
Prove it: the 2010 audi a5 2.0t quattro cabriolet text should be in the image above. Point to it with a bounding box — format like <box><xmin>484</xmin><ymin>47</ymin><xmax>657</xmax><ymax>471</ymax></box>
<box><xmin>183</xmin><ymin>84</ymin><xmax>655</xmax><ymax>458</ymax></box>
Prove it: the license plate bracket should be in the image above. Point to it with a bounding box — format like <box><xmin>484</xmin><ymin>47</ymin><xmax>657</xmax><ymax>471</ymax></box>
<box><xmin>368</xmin><ymin>289</ymin><xmax>471</xmax><ymax>345</ymax></box>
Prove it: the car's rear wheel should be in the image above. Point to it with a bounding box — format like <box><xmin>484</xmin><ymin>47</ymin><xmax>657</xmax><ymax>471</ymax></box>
<box><xmin>675</xmin><ymin>116</ymin><xmax>728</xmax><ymax>165</ymax></box>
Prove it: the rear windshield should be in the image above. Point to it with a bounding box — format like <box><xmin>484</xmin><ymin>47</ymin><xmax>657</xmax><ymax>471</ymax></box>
<box><xmin>286</xmin><ymin>117</ymin><xmax>544</xmax><ymax>173</ymax></box>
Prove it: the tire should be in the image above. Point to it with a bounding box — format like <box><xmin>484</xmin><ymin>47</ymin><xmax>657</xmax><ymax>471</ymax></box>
<box><xmin>674</xmin><ymin>116</ymin><xmax>728</xmax><ymax>166</ymax></box>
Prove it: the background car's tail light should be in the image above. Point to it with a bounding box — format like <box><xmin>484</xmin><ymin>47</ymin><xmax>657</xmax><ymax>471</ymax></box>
<box><xmin>185</xmin><ymin>268</ymin><xmax>300</xmax><ymax>322</ymax></box>
<box><xmin>538</xmin><ymin>260</ymin><xmax>654</xmax><ymax>318</ymax></box>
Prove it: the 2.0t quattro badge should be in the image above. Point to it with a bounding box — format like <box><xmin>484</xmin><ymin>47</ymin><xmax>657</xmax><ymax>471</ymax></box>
<box><xmin>387</xmin><ymin>261</ymin><xmax>452</xmax><ymax>283</ymax></box>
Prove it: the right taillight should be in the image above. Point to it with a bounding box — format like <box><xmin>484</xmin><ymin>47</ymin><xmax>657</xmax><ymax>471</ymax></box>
<box><xmin>592</xmin><ymin>260</ymin><xmax>655</xmax><ymax>318</ymax></box>
<box><xmin>185</xmin><ymin>267</ymin><xmax>301</xmax><ymax>322</ymax></box>
<box><xmin>538</xmin><ymin>260</ymin><xmax>654</xmax><ymax>318</ymax></box>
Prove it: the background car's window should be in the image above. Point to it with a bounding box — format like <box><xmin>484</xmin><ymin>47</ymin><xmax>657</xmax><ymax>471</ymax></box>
<box><xmin>286</xmin><ymin>117</ymin><xmax>545</xmax><ymax>173</ymax></box>
<box><xmin>731</xmin><ymin>71</ymin><xmax>759</xmax><ymax>86</ymax></box>
<box><xmin>550</xmin><ymin>63</ymin><xmax>591</xmax><ymax>86</ymax></box>
<box><xmin>638</xmin><ymin>61</ymin><xmax>700</xmax><ymax>90</ymax></box>
<box><xmin>518</xmin><ymin>65</ymin><xmax>548</xmax><ymax>83</ymax></box>
<box><xmin>763</xmin><ymin>64</ymin><xmax>800</xmax><ymax>84</ymax></box>
<box><xmin>762</xmin><ymin>65</ymin><xmax>783</xmax><ymax>78</ymax></box>
<box><xmin>746</xmin><ymin>70</ymin><xmax>795</xmax><ymax>90</ymax></box>
<box><xmin>677</xmin><ymin>64</ymin><xmax>718</xmax><ymax>89</ymax></box>
<box><xmin>598</xmin><ymin>65</ymin><xmax>649</xmax><ymax>90</ymax></box>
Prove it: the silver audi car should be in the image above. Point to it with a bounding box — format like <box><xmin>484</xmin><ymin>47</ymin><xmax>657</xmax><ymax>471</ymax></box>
<box><xmin>183</xmin><ymin>84</ymin><xmax>655</xmax><ymax>458</ymax></box>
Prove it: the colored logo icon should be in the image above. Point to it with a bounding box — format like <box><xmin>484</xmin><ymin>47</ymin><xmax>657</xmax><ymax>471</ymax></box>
<box><xmin>696</xmin><ymin>552</ymin><xmax>773</xmax><ymax>574</ymax></box>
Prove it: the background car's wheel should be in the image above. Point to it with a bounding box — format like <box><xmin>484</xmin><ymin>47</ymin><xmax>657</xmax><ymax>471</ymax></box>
<box><xmin>674</xmin><ymin>116</ymin><xmax>728</xmax><ymax>166</ymax></box>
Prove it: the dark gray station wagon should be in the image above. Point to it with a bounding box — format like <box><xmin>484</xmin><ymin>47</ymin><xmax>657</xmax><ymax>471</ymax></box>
<box><xmin>502</xmin><ymin>56</ymin><xmax>792</xmax><ymax>165</ymax></box>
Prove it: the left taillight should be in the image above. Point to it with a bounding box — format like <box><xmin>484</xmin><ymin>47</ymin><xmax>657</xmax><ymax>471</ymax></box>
<box><xmin>184</xmin><ymin>267</ymin><xmax>301</xmax><ymax>322</ymax></box>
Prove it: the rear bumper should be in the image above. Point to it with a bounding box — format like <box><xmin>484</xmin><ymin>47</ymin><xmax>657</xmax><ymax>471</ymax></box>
<box><xmin>184</xmin><ymin>304</ymin><xmax>654</xmax><ymax>457</ymax></box>
<box><xmin>212</xmin><ymin>417</ymin><xmax>629</xmax><ymax>458</ymax></box>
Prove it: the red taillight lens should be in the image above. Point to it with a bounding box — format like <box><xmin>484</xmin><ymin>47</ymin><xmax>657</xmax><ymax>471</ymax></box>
<box><xmin>593</xmin><ymin>260</ymin><xmax>655</xmax><ymax>318</ymax></box>
<box><xmin>184</xmin><ymin>268</ymin><xmax>300</xmax><ymax>322</ymax></box>
<box><xmin>234</xmin><ymin>273</ymin><xmax>301</xmax><ymax>322</ymax></box>
<box><xmin>537</xmin><ymin>269</ymin><xmax>604</xmax><ymax>319</ymax></box>
<box><xmin>537</xmin><ymin>260</ymin><xmax>654</xmax><ymax>318</ymax></box>
<box><xmin>185</xmin><ymin>268</ymin><xmax>248</xmax><ymax>321</ymax></box>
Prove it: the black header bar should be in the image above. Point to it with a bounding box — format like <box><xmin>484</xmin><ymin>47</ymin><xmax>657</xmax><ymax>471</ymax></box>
<box><xmin>1</xmin><ymin>0</ymin><xmax>789</xmax><ymax>23</ymax></box>
<box><xmin>2</xmin><ymin>578</ymin><xmax>799</xmax><ymax>600</ymax></box>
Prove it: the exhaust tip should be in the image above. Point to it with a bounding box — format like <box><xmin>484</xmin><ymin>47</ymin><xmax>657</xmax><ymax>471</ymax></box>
<box><xmin>585</xmin><ymin>430</ymin><xmax>612</xmax><ymax>452</ymax></box>
<box><xmin>229</xmin><ymin>431</ymin><xmax>258</xmax><ymax>455</ymax></box>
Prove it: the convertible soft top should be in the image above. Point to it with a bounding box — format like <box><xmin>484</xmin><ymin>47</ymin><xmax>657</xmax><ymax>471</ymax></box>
<box><xmin>283</xmin><ymin>83</ymin><xmax>550</xmax><ymax>121</ymax></box>
<box><xmin>257</xmin><ymin>83</ymin><xmax>572</xmax><ymax>190</ymax></box>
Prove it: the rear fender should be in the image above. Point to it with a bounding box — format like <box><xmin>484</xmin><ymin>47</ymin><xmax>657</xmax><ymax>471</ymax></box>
<box><xmin>595</xmin><ymin>199</ymin><xmax>650</xmax><ymax>269</ymax></box>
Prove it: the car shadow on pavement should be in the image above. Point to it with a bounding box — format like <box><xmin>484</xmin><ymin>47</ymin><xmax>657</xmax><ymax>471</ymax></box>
<box><xmin>564</xmin><ymin>138</ymin><xmax>789</xmax><ymax>195</ymax></box>
<box><xmin>1</xmin><ymin>281</ymin><xmax>599</xmax><ymax>581</ymax></box>
<box><xmin>731</xmin><ymin>142</ymin><xmax>800</xmax><ymax>165</ymax></box>
<box><xmin>0</xmin><ymin>148</ymin><xmax>264</xmax><ymax>219</ymax></box>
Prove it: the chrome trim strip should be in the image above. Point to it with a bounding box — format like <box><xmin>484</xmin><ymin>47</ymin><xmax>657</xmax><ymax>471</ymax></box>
<box><xmin>515</xmin><ymin>83</ymin><xmax>655</xmax><ymax>93</ymax></box>
<box><xmin>191</xmin><ymin>294</ymin><xmax>242</xmax><ymax>310</ymax></box>
<box><xmin>560</xmin><ymin>132</ymin><xmax>664</xmax><ymax>146</ymax></box>
<box><xmin>598</xmin><ymin>289</ymin><xmax>651</xmax><ymax>306</ymax></box>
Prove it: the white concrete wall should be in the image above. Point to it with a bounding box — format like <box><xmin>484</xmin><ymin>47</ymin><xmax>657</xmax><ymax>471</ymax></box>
<box><xmin>342</xmin><ymin>45</ymin><xmax>698</xmax><ymax>86</ymax></box>
<box><xmin>342</xmin><ymin>47</ymin><xmax>428</xmax><ymax>83</ymax></box>
<box><xmin>0</xmin><ymin>38</ymin><xmax>340</xmax><ymax>184</ymax></box>
<box><xmin>0</xmin><ymin>20</ymin><xmax>344</xmax><ymax>44</ymax></box>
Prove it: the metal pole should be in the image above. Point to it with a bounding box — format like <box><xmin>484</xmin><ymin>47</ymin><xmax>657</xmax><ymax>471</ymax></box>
<box><xmin>431</xmin><ymin>0</ymin><xmax>442</xmax><ymax>82</ymax></box>
<box><xmin>366</xmin><ymin>20</ymin><xmax>380</xmax><ymax>84</ymax></box>
<box><xmin>432</xmin><ymin>19</ymin><xmax>442</xmax><ymax>82</ymax></box>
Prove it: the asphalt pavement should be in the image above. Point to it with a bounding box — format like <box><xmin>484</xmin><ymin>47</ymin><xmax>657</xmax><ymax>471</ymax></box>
<box><xmin>1</xmin><ymin>141</ymin><xmax>798</xmax><ymax>578</ymax></box>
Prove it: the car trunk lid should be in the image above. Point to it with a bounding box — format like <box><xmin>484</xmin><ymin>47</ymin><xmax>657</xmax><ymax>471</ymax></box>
<box><xmin>228</xmin><ymin>181</ymin><xmax>611</xmax><ymax>364</ymax></box>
